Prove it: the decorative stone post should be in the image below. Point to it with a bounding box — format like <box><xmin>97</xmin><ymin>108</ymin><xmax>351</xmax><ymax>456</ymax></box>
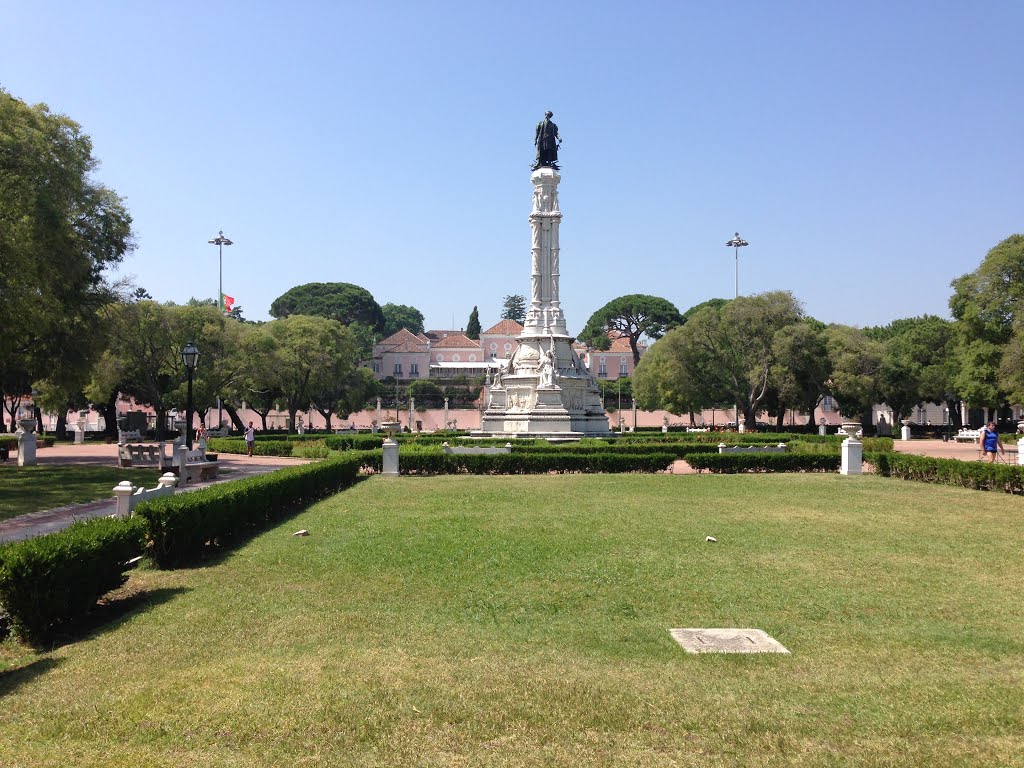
<box><xmin>900</xmin><ymin>418</ymin><xmax>912</xmax><ymax>441</ymax></box>
<box><xmin>738</xmin><ymin>416</ymin><xmax>746</xmax><ymax>434</ymax></box>
<box><xmin>296</xmin><ymin>415</ymin><xmax>305</xmax><ymax>435</ymax></box>
<box><xmin>818</xmin><ymin>418</ymin><xmax>827</xmax><ymax>436</ymax></box>
<box><xmin>840</xmin><ymin>421</ymin><xmax>863</xmax><ymax>476</ymax></box>
<box><xmin>443</xmin><ymin>397</ymin><xmax>449</xmax><ymax>431</ymax></box>
<box><xmin>409</xmin><ymin>397</ymin><xmax>416</xmax><ymax>432</ymax></box>
<box><xmin>376</xmin><ymin>397</ymin><xmax>382</xmax><ymax>427</ymax></box>
<box><xmin>662</xmin><ymin>415</ymin><xmax>669</xmax><ymax>434</ymax></box>
<box><xmin>113</xmin><ymin>481</ymin><xmax>135</xmax><ymax>517</ymax></box>
<box><xmin>380</xmin><ymin>421</ymin><xmax>400</xmax><ymax>476</ymax></box>
<box><xmin>16</xmin><ymin>418</ymin><xmax>37</xmax><ymax>466</ymax></box>
<box><xmin>75</xmin><ymin>410</ymin><xmax>88</xmax><ymax>444</ymax></box>
<box><xmin>1018</xmin><ymin>435</ymin><xmax>1024</xmax><ymax>466</ymax></box>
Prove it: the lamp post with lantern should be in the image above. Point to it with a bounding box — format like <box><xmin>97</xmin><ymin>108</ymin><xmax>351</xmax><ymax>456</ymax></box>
<box><xmin>181</xmin><ymin>342</ymin><xmax>200</xmax><ymax>449</ymax></box>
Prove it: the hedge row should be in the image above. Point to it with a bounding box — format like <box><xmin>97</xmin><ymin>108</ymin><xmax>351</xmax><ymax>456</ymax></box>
<box><xmin>207</xmin><ymin>437</ymin><xmax>295</xmax><ymax>456</ymax></box>
<box><xmin>0</xmin><ymin>516</ymin><xmax>146</xmax><ymax>643</ymax></box>
<box><xmin>136</xmin><ymin>455</ymin><xmax>362</xmax><ymax>567</ymax></box>
<box><xmin>685</xmin><ymin>452</ymin><xmax>841</xmax><ymax>473</ymax></box>
<box><xmin>871</xmin><ymin>452</ymin><xmax>1024</xmax><ymax>494</ymax></box>
<box><xmin>0</xmin><ymin>435</ymin><xmax>56</xmax><ymax>448</ymax></box>
<box><xmin>354</xmin><ymin>449</ymin><xmax>677</xmax><ymax>475</ymax></box>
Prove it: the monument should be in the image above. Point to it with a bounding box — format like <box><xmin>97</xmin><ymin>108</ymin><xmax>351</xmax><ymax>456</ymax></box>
<box><xmin>477</xmin><ymin>113</ymin><xmax>610</xmax><ymax>437</ymax></box>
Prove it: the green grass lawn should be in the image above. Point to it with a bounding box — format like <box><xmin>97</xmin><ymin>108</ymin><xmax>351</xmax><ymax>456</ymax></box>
<box><xmin>0</xmin><ymin>465</ymin><xmax>163</xmax><ymax>521</ymax></box>
<box><xmin>2</xmin><ymin>474</ymin><xmax>1023</xmax><ymax>766</ymax></box>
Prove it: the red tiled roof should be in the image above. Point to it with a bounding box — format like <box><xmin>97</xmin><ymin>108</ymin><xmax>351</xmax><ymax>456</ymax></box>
<box><xmin>482</xmin><ymin>319</ymin><xmax>524</xmax><ymax>336</ymax></box>
<box><xmin>432</xmin><ymin>333</ymin><xmax>481</xmax><ymax>349</ymax></box>
<box><xmin>388</xmin><ymin>341</ymin><xmax>428</xmax><ymax>353</ymax></box>
<box><xmin>379</xmin><ymin>328</ymin><xmax>425</xmax><ymax>348</ymax></box>
<box><xmin>425</xmin><ymin>329</ymin><xmax>463</xmax><ymax>341</ymax></box>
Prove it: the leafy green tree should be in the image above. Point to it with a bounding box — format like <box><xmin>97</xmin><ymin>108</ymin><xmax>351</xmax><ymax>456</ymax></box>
<box><xmin>580</xmin><ymin>294</ymin><xmax>683</xmax><ymax>364</ymax></box>
<box><xmin>769</xmin><ymin>319</ymin><xmax>831</xmax><ymax>430</ymax></box>
<box><xmin>1</xmin><ymin>89</ymin><xmax>134</xmax><ymax>402</ymax></box>
<box><xmin>269</xmin><ymin>282</ymin><xmax>384</xmax><ymax>330</ymax></box>
<box><xmin>310</xmin><ymin>364</ymin><xmax>375</xmax><ymax>432</ymax></box>
<box><xmin>949</xmin><ymin>234</ymin><xmax>1024</xmax><ymax>410</ymax></box>
<box><xmin>466</xmin><ymin>306</ymin><xmax>481</xmax><ymax>339</ymax></box>
<box><xmin>381</xmin><ymin>303</ymin><xmax>425</xmax><ymax>337</ymax></box>
<box><xmin>634</xmin><ymin>292</ymin><xmax>803</xmax><ymax>425</ymax></box>
<box><xmin>824</xmin><ymin>325</ymin><xmax>884</xmax><ymax>420</ymax></box>
<box><xmin>500</xmin><ymin>294</ymin><xmax>527</xmax><ymax>324</ymax></box>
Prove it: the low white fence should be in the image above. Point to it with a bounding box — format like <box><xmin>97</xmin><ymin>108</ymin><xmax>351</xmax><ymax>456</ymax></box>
<box><xmin>112</xmin><ymin>472</ymin><xmax>178</xmax><ymax>516</ymax></box>
<box><xmin>718</xmin><ymin>443</ymin><xmax>787</xmax><ymax>454</ymax></box>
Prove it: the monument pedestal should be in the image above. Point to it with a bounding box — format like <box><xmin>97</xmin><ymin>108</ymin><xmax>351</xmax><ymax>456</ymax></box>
<box><xmin>475</xmin><ymin>162</ymin><xmax>609</xmax><ymax>438</ymax></box>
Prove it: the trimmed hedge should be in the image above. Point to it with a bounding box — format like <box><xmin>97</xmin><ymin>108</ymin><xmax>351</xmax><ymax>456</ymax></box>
<box><xmin>0</xmin><ymin>516</ymin><xmax>146</xmax><ymax>643</ymax></box>
<box><xmin>355</xmin><ymin>449</ymin><xmax>676</xmax><ymax>475</ymax></box>
<box><xmin>872</xmin><ymin>452</ymin><xmax>1024</xmax><ymax>494</ymax></box>
<box><xmin>135</xmin><ymin>455</ymin><xmax>362</xmax><ymax>567</ymax></box>
<box><xmin>207</xmin><ymin>437</ymin><xmax>295</xmax><ymax>456</ymax></box>
<box><xmin>685</xmin><ymin>452</ymin><xmax>841</xmax><ymax>473</ymax></box>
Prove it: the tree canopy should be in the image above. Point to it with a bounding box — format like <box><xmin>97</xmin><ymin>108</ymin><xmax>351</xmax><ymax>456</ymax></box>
<box><xmin>580</xmin><ymin>294</ymin><xmax>683</xmax><ymax>364</ymax></box>
<box><xmin>500</xmin><ymin>294</ymin><xmax>527</xmax><ymax>324</ymax></box>
<box><xmin>269</xmin><ymin>282</ymin><xmax>384</xmax><ymax>330</ymax></box>
<box><xmin>466</xmin><ymin>306</ymin><xmax>481</xmax><ymax>339</ymax></box>
<box><xmin>381</xmin><ymin>303</ymin><xmax>425</xmax><ymax>337</ymax></box>
<box><xmin>0</xmin><ymin>88</ymin><xmax>133</xmax><ymax>405</ymax></box>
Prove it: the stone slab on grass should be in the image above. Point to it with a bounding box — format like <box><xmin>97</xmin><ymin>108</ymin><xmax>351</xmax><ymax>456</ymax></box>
<box><xmin>669</xmin><ymin>628</ymin><xmax>790</xmax><ymax>654</ymax></box>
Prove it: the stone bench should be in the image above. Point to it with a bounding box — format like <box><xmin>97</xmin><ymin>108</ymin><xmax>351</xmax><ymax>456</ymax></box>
<box><xmin>954</xmin><ymin>429</ymin><xmax>981</xmax><ymax>443</ymax></box>
<box><xmin>205</xmin><ymin>426</ymin><xmax>230</xmax><ymax>438</ymax></box>
<box><xmin>442</xmin><ymin>442</ymin><xmax>512</xmax><ymax>455</ymax></box>
<box><xmin>686</xmin><ymin>427</ymin><xmax>710</xmax><ymax>433</ymax></box>
<box><xmin>118</xmin><ymin>429</ymin><xmax>143</xmax><ymax>444</ymax></box>
<box><xmin>718</xmin><ymin>443</ymin><xmax>787</xmax><ymax>454</ymax></box>
<box><xmin>178</xmin><ymin>447</ymin><xmax>219</xmax><ymax>484</ymax></box>
<box><xmin>118</xmin><ymin>443</ymin><xmax>163</xmax><ymax>468</ymax></box>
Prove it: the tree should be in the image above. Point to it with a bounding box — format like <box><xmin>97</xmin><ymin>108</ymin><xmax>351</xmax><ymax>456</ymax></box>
<box><xmin>269</xmin><ymin>282</ymin><xmax>385</xmax><ymax>330</ymax></box>
<box><xmin>580</xmin><ymin>294</ymin><xmax>683</xmax><ymax>364</ymax></box>
<box><xmin>500</xmin><ymin>294</ymin><xmax>527</xmax><ymax>324</ymax></box>
<box><xmin>381</xmin><ymin>303</ymin><xmax>425</xmax><ymax>337</ymax></box>
<box><xmin>466</xmin><ymin>306</ymin><xmax>481</xmax><ymax>339</ymax></box>
<box><xmin>949</xmin><ymin>234</ymin><xmax>1024</xmax><ymax>411</ymax></box>
<box><xmin>769</xmin><ymin>319</ymin><xmax>831</xmax><ymax>430</ymax></box>
<box><xmin>1</xmin><ymin>89</ymin><xmax>134</xmax><ymax>399</ymax></box>
<box><xmin>824</xmin><ymin>325</ymin><xmax>884</xmax><ymax>420</ymax></box>
<box><xmin>633</xmin><ymin>292</ymin><xmax>803</xmax><ymax>425</ymax></box>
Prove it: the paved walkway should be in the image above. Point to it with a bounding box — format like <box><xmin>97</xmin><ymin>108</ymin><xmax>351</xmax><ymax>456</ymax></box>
<box><xmin>0</xmin><ymin>443</ymin><xmax>310</xmax><ymax>543</ymax></box>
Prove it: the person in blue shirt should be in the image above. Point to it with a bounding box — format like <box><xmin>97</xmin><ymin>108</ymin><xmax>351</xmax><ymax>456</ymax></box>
<box><xmin>978</xmin><ymin>421</ymin><xmax>1004</xmax><ymax>462</ymax></box>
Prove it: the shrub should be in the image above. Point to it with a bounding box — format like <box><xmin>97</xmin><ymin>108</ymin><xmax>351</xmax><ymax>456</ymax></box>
<box><xmin>0</xmin><ymin>516</ymin><xmax>145</xmax><ymax>644</ymax></box>
<box><xmin>136</xmin><ymin>456</ymin><xmax>362</xmax><ymax>567</ymax></box>
<box><xmin>292</xmin><ymin>440</ymin><xmax>329</xmax><ymax>459</ymax></box>
<box><xmin>871</xmin><ymin>452</ymin><xmax>1024</xmax><ymax>494</ymax></box>
<box><xmin>685</xmin><ymin>452</ymin><xmax>841</xmax><ymax>473</ymax></box>
<box><xmin>207</xmin><ymin>438</ymin><xmax>295</xmax><ymax>456</ymax></box>
<box><xmin>357</xmin><ymin>449</ymin><xmax>676</xmax><ymax>475</ymax></box>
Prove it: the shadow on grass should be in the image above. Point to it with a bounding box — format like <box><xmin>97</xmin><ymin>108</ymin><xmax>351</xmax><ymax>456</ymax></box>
<box><xmin>0</xmin><ymin>656</ymin><xmax>62</xmax><ymax>698</ymax></box>
<box><xmin>33</xmin><ymin>586</ymin><xmax>190</xmax><ymax>653</ymax></box>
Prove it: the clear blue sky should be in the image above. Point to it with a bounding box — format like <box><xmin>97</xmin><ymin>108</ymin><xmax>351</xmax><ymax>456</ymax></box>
<box><xmin>4</xmin><ymin>1</ymin><xmax>1022</xmax><ymax>334</ymax></box>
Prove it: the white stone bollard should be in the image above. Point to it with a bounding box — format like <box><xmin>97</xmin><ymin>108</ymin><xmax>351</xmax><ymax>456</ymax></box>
<box><xmin>840</xmin><ymin>422</ymin><xmax>863</xmax><ymax>476</ymax></box>
<box><xmin>900</xmin><ymin>418</ymin><xmax>912</xmax><ymax>441</ymax></box>
<box><xmin>382</xmin><ymin>436</ymin><xmax>399</xmax><ymax>476</ymax></box>
<box><xmin>818</xmin><ymin>424</ymin><xmax>826</xmax><ymax>436</ymax></box>
<box><xmin>718</xmin><ymin>443</ymin><xmax>727</xmax><ymax>454</ymax></box>
<box><xmin>1018</xmin><ymin>436</ymin><xmax>1024</xmax><ymax>466</ymax></box>
<box><xmin>74</xmin><ymin>418</ymin><xmax>86</xmax><ymax>444</ymax></box>
<box><xmin>738</xmin><ymin>417</ymin><xmax>746</xmax><ymax>434</ymax></box>
<box><xmin>113</xmin><ymin>481</ymin><xmax>135</xmax><ymax>516</ymax></box>
<box><xmin>16</xmin><ymin>419</ymin><xmax>38</xmax><ymax>467</ymax></box>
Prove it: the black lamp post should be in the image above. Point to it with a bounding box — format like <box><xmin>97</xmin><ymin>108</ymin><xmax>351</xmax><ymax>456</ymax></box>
<box><xmin>181</xmin><ymin>342</ymin><xmax>200</xmax><ymax>449</ymax></box>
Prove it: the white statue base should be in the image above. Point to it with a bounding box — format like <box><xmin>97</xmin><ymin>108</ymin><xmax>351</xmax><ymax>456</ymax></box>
<box><xmin>16</xmin><ymin>419</ymin><xmax>37</xmax><ymax>467</ymax></box>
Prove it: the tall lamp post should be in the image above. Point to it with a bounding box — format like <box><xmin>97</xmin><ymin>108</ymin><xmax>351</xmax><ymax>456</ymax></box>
<box><xmin>724</xmin><ymin>233</ymin><xmax>749</xmax><ymax>428</ymax></box>
<box><xmin>725</xmin><ymin>232</ymin><xmax>748</xmax><ymax>299</ymax></box>
<box><xmin>181</xmin><ymin>342</ymin><xmax>200</xmax><ymax>449</ymax></box>
<box><xmin>208</xmin><ymin>231</ymin><xmax>233</xmax><ymax>429</ymax></box>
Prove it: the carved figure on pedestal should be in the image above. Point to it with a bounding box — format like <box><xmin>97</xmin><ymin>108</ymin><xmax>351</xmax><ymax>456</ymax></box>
<box><xmin>538</xmin><ymin>337</ymin><xmax>557</xmax><ymax>388</ymax></box>
<box><xmin>533</xmin><ymin>111</ymin><xmax>561</xmax><ymax>170</ymax></box>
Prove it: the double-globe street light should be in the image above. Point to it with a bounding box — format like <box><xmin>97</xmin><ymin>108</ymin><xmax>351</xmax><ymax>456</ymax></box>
<box><xmin>181</xmin><ymin>342</ymin><xmax>201</xmax><ymax>449</ymax></box>
<box><xmin>725</xmin><ymin>232</ymin><xmax>749</xmax><ymax>427</ymax></box>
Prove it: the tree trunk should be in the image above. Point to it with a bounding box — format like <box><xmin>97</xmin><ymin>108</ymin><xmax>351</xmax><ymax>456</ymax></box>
<box><xmin>55</xmin><ymin>412</ymin><xmax>68</xmax><ymax>439</ymax></box>
<box><xmin>98</xmin><ymin>392</ymin><xmax>119</xmax><ymax>439</ymax></box>
<box><xmin>222</xmin><ymin>402</ymin><xmax>246</xmax><ymax>432</ymax></box>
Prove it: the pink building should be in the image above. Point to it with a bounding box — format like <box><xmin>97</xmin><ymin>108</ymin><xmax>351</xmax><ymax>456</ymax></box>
<box><xmin>581</xmin><ymin>331</ymin><xmax>647</xmax><ymax>380</ymax></box>
<box><xmin>370</xmin><ymin>328</ymin><xmax>431</xmax><ymax>380</ymax></box>
<box><xmin>479</xmin><ymin>319</ymin><xmax>523</xmax><ymax>362</ymax></box>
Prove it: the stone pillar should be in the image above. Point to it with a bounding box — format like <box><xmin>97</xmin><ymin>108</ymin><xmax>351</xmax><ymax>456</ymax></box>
<box><xmin>297</xmin><ymin>415</ymin><xmax>305</xmax><ymax>435</ymax></box>
<box><xmin>818</xmin><ymin>421</ymin><xmax>827</xmax><ymax>436</ymax></box>
<box><xmin>840</xmin><ymin>422</ymin><xmax>863</xmax><ymax>476</ymax></box>
<box><xmin>901</xmin><ymin>419</ymin><xmax>912</xmax><ymax>441</ymax></box>
<box><xmin>525</xmin><ymin>167</ymin><xmax>566</xmax><ymax>334</ymax></box>
<box><xmin>382</xmin><ymin>435</ymin><xmax>399</xmax><ymax>476</ymax></box>
<box><xmin>738</xmin><ymin>416</ymin><xmax>746</xmax><ymax>434</ymax></box>
<box><xmin>16</xmin><ymin>419</ymin><xmax>37</xmax><ymax>467</ymax></box>
<box><xmin>960</xmin><ymin>401</ymin><xmax>969</xmax><ymax>426</ymax></box>
<box><xmin>409</xmin><ymin>397</ymin><xmax>415</xmax><ymax>431</ymax></box>
<box><xmin>158</xmin><ymin>472</ymin><xmax>178</xmax><ymax>490</ymax></box>
<box><xmin>75</xmin><ymin>414</ymin><xmax>87</xmax><ymax>444</ymax></box>
<box><xmin>113</xmin><ymin>481</ymin><xmax>135</xmax><ymax>517</ymax></box>
<box><xmin>1017</xmin><ymin>435</ymin><xmax>1024</xmax><ymax>465</ymax></box>
<box><xmin>443</xmin><ymin>397</ymin><xmax>449</xmax><ymax>431</ymax></box>
<box><xmin>376</xmin><ymin>397</ymin><xmax>382</xmax><ymax>426</ymax></box>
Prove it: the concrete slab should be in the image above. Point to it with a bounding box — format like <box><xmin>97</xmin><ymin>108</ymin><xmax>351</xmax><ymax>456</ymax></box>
<box><xmin>669</xmin><ymin>628</ymin><xmax>790</xmax><ymax>654</ymax></box>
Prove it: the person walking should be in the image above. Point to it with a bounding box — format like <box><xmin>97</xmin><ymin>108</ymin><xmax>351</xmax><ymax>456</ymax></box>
<box><xmin>978</xmin><ymin>420</ymin><xmax>1004</xmax><ymax>462</ymax></box>
<box><xmin>244</xmin><ymin>421</ymin><xmax>256</xmax><ymax>457</ymax></box>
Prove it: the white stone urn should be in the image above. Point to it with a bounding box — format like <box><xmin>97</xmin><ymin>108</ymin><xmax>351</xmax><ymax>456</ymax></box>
<box><xmin>840</xmin><ymin>421</ymin><xmax>862</xmax><ymax>440</ymax></box>
<box><xmin>16</xmin><ymin>418</ymin><xmax>36</xmax><ymax>434</ymax></box>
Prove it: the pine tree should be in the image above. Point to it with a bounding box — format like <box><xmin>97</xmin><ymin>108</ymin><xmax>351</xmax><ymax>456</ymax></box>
<box><xmin>501</xmin><ymin>294</ymin><xmax>527</xmax><ymax>324</ymax></box>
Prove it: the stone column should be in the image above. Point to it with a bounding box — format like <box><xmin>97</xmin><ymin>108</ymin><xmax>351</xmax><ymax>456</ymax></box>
<box><xmin>75</xmin><ymin>413</ymin><xmax>87</xmax><ymax>444</ymax></box>
<box><xmin>113</xmin><ymin>481</ymin><xmax>135</xmax><ymax>517</ymax></box>
<box><xmin>382</xmin><ymin>434</ymin><xmax>399</xmax><ymax>476</ymax></box>
<box><xmin>840</xmin><ymin>422</ymin><xmax>863</xmax><ymax>476</ymax></box>
<box><xmin>901</xmin><ymin>419</ymin><xmax>912</xmax><ymax>441</ymax></box>
<box><xmin>738</xmin><ymin>416</ymin><xmax>746</xmax><ymax>434</ymax></box>
<box><xmin>376</xmin><ymin>397</ymin><xmax>382</xmax><ymax>427</ymax></box>
<box><xmin>409</xmin><ymin>397</ymin><xmax>416</xmax><ymax>432</ymax></box>
<box><xmin>443</xmin><ymin>397</ymin><xmax>449</xmax><ymax>430</ymax></box>
<box><xmin>960</xmin><ymin>401</ymin><xmax>969</xmax><ymax>426</ymax></box>
<box><xmin>525</xmin><ymin>167</ymin><xmax>564</xmax><ymax>333</ymax></box>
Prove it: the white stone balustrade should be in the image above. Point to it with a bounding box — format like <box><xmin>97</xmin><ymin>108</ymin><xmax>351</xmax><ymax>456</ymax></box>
<box><xmin>112</xmin><ymin>472</ymin><xmax>178</xmax><ymax>516</ymax></box>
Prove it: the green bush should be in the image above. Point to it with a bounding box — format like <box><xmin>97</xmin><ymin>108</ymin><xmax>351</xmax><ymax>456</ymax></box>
<box><xmin>0</xmin><ymin>516</ymin><xmax>145</xmax><ymax>644</ymax></box>
<box><xmin>292</xmin><ymin>440</ymin><xmax>329</xmax><ymax>459</ymax></box>
<box><xmin>135</xmin><ymin>456</ymin><xmax>362</xmax><ymax>567</ymax></box>
<box><xmin>685</xmin><ymin>452</ymin><xmax>841</xmax><ymax>473</ymax></box>
<box><xmin>871</xmin><ymin>452</ymin><xmax>1024</xmax><ymax>494</ymax></box>
<box><xmin>207</xmin><ymin>438</ymin><xmax>295</xmax><ymax>456</ymax></box>
<box><xmin>356</xmin><ymin>449</ymin><xmax>676</xmax><ymax>475</ymax></box>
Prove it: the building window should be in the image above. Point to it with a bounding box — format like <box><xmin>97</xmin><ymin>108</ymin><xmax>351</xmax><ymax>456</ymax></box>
<box><xmin>490</xmin><ymin>342</ymin><xmax>498</xmax><ymax>351</ymax></box>
<box><xmin>453</xmin><ymin>354</ymin><xmax>460</xmax><ymax>362</ymax></box>
<box><xmin>598</xmin><ymin>364</ymin><xmax>607</xmax><ymax>377</ymax></box>
<box><xmin>436</xmin><ymin>354</ymin><xmax>444</xmax><ymax>362</ymax></box>
<box><xmin>372</xmin><ymin>362</ymin><xmax>380</xmax><ymax>374</ymax></box>
<box><xmin>619</xmin><ymin>361</ymin><xmax>628</xmax><ymax>376</ymax></box>
<box><xmin>410</xmin><ymin>363</ymin><xmax>419</xmax><ymax>376</ymax></box>
<box><xmin>504</xmin><ymin>343</ymin><xmax>512</xmax><ymax>351</ymax></box>
<box><xmin>469</xmin><ymin>354</ymin><xmax>476</xmax><ymax>362</ymax></box>
<box><xmin>393</xmin><ymin>363</ymin><xmax>402</xmax><ymax>376</ymax></box>
<box><xmin>822</xmin><ymin>395</ymin><xmax>834</xmax><ymax>412</ymax></box>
